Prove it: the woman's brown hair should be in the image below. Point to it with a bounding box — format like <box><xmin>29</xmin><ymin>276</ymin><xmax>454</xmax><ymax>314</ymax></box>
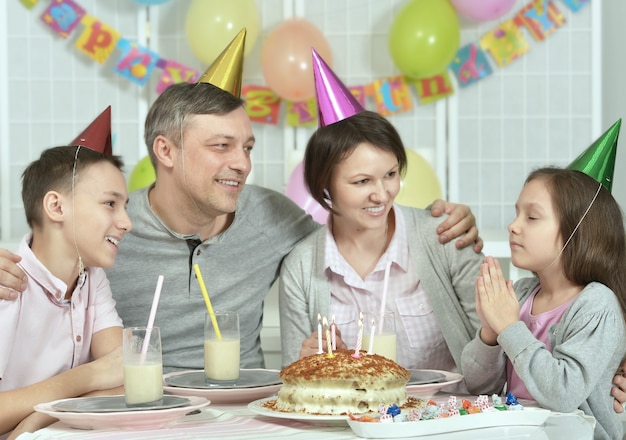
<box><xmin>304</xmin><ymin>110</ymin><xmax>407</xmax><ymax>214</ymax></box>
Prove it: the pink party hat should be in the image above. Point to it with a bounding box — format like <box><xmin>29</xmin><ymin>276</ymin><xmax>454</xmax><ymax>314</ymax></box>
<box><xmin>312</xmin><ymin>48</ymin><xmax>364</xmax><ymax>127</ymax></box>
<box><xmin>69</xmin><ymin>106</ymin><xmax>112</xmax><ymax>156</ymax></box>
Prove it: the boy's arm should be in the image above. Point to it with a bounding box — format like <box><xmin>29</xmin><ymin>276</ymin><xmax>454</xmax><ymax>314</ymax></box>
<box><xmin>8</xmin><ymin>413</ymin><xmax>58</xmax><ymax>440</ymax></box>
<box><xmin>90</xmin><ymin>326</ymin><xmax>123</xmax><ymax>360</ymax></box>
<box><xmin>0</xmin><ymin>327</ymin><xmax>123</xmax><ymax>436</ymax></box>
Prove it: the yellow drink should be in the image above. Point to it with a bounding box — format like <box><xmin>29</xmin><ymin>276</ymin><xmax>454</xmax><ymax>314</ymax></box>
<box><xmin>204</xmin><ymin>338</ymin><xmax>240</xmax><ymax>381</ymax></box>
<box><xmin>124</xmin><ymin>361</ymin><xmax>163</xmax><ymax>405</ymax></box>
<box><xmin>362</xmin><ymin>332</ymin><xmax>397</xmax><ymax>362</ymax></box>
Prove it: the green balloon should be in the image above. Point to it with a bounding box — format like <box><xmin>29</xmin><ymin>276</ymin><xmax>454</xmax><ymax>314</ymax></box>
<box><xmin>128</xmin><ymin>156</ymin><xmax>156</xmax><ymax>192</ymax></box>
<box><xmin>388</xmin><ymin>0</ymin><xmax>460</xmax><ymax>79</ymax></box>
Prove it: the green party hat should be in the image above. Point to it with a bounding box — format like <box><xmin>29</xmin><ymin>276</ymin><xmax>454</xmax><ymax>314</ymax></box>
<box><xmin>567</xmin><ymin>118</ymin><xmax>621</xmax><ymax>192</ymax></box>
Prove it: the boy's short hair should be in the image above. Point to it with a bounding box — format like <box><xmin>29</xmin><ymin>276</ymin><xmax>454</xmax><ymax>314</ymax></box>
<box><xmin>22</xmin><ymin>146</ymin><xmax>124</xmax><ymax>229</ymax></box>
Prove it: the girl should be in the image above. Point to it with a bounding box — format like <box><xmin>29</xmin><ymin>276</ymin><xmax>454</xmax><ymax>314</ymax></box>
<box><xmin>279</xmin><ymin>110</ymin><xmax>483</xmax><ymax>372</ymax></box>
<box><xmin>461</xmin><ymin>167</ymin><xmax>626</xmax><ymax>440</ymax></box>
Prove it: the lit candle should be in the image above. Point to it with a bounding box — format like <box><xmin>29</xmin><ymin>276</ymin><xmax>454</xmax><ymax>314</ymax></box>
<box><xmin>331</xmin><ymin>314</ymin><xmax>337</xmax><ymax>351</ymax></box>
<box><xmin>323</xmin><ymin>316</ymin><xmax>335</xmax><ymax>358</ymax></box>
<box><xmin>352</xmin><ymin>312</ymin><xmax>364</xmax><ymax>359</ymax></box>
<box><xmin>317</xmin><ymin>313</ymin><xmax>323</xmax><ymax>354</ymax></box>
<box><xmin>367</xmin><ymin>318</ymin><xmax>376</xmax><ymax>355</ymax></box>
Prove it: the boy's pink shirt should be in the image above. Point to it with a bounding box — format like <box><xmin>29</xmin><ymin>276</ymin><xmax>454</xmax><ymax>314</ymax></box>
<box><xmin>0</xmin><ymin>234</ymin><xmax>122</xmax><ymax>391</ymax></box>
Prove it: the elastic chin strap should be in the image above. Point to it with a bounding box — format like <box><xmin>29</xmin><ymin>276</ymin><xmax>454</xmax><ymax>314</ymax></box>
<box><xmin>539</xmin><ymin>181</ymin><xmax>602</xmax><ymax>274</ymax></box>
<box><xmin>72</xmin><ymin>146</ymin><xmax>85</xmax><ymax>279</ymax></box>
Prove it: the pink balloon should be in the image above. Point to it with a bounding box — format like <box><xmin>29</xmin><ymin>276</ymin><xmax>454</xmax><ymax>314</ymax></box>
<box><xmin>450</xmin><ymin>0</ymin><xmax>516</xmax><ymax>22</ymax></box>
<box><xmin>285</xmin><ymin>162</ymin><xmax>328</xmax><ymax>225</ymax></box>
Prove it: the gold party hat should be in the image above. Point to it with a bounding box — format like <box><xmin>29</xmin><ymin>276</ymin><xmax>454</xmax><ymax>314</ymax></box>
<box><xmin>196</xmin><ymin>28</ymin><xmax>246</xmax><ymax>98</ymax></box>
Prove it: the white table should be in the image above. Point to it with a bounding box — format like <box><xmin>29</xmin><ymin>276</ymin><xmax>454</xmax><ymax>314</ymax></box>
<box><xmin>15</xmin><ymin>396</ymin><xmax>597</xmax><ymax>440</ymax></box>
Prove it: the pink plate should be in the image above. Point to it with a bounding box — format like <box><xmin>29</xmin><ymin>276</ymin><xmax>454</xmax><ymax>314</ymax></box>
<box><xmin>34</xmin><ymin>395</ymin><xmax>210</xmax><ymax>430</ymax></box>
<box><xmin>247</xmin><ymin>397</ymin><xmax>349</xmax><ymax>422</ymax></box>
<box><xmin>407</xmin><ymin>369</ymin><xmax>464</xmax><ymax>398</ymax></box>
<box><xmin>163</xmin><ymin>369</ymin><xmax>281</xmax><ymax>404</ymax></box>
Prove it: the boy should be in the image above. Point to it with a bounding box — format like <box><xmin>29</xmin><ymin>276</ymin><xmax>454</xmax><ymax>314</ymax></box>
<box><xmin>0</xmin><ymin>109</ymin><xmax>132</xmax><ymax>438</ymax></box>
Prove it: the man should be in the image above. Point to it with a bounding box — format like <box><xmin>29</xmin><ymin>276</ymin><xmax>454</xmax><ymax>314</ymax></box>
<box><xmin>0</xmin><ymin>30</ymin><xmax>482</xmax><ymax>372</ymax></box>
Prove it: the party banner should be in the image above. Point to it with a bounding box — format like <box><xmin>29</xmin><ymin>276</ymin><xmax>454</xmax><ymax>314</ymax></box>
<box><xmin>27</xmin><ymin>0</ymin><xmax>589</xmax><ymax>126</ymax></box>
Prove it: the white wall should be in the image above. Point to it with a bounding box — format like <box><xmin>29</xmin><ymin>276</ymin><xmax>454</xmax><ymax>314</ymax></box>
<box><xmin>602</xmin><ymin>1</ymin><xmax>626</xmax><ymax>212</ymax></box>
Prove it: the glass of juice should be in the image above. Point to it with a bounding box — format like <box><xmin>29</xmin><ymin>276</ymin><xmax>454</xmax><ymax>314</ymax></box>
<box><xmin>123</xmin><ymin>326</ymin><xmax>163</xmax><ymax>407</ymax></box>
<box><xmin>204</xmin><ymin>311</ymin><xmax>240</xmax><ymax>382</ymax></box>
<box><xmin>361</xmin><ymin>311</ymin><xmax>397</xmax><ymax>362</ymax></box>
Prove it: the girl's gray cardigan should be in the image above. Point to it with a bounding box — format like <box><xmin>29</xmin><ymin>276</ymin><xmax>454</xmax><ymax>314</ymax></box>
<box><xmin>461</xmin><ymin>278</ymin><xmax>626</xmax><ymax>440</ymax></box>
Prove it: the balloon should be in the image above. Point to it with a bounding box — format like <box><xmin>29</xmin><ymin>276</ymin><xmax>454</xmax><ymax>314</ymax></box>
<box><xmin>285</xmin><ymin>162</ymin><xmax>328</xmax><ymax>224</ymax></box>
<box><xmin>395</xmin><ymin>149</ymin><xmax>442</xmax><ymax>209</ymax></box>
<box><xmin>128</xmin><ymin>156</ymin><xmax>156</xmax><ymax>192</ymax></box>
<box><xmin>133</xmin><ymin>0</ymin><xmax>170</xmax><ymax>4</ymax></box>
<box><xmin>388</xmin><ymin>0</ymin><xmax>460</xmax><ymax>79</ymax></box>
<box><xmin>261</xmin><ymin>19</ymin><xmax>332</xmax><ymax>102</ymax></box>
<box><xmin>450</xmin><ymin>0</ymin><xmax>516</xmax><ymax>22</ymax></box>
<box><xmin>185</xmin><ymin>0</ymin><xmax>259</xmax><ymax>66</ymax></box>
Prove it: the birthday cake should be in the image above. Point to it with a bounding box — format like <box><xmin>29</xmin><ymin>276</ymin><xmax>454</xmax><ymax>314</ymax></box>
<box><xmin>275</xmin><ymin>349</ymin><xmax>411</xmax><ymax>415</ymax></box>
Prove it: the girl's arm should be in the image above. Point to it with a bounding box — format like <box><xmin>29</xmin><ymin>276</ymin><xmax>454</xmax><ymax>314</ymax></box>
<box><xmin>460</xmin><ymin>329</ymin><xmax>507</xmax><ymax>395</ymax></box>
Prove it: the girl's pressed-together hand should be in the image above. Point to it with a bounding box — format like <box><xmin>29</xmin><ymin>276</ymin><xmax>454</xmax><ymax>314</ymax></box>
<box><xmin>475</xmin><ymin>257</ymin><xmax>519</xmax><ymax>336</ymax></box>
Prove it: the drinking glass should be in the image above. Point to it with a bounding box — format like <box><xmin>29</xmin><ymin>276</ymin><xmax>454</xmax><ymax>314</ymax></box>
<box><xmin>361</xmin><ymin>311</ymin><xmax>397</xmax><ymax>362</ymax></box>
<box><xmin>123</xmin><ymin>326</ymin><xmax>163</xmax><ymax>406</ymax></box>
<box><xmin>204</xmin><ymin>311</ymin><xmax>240</xmax><ymax>382</ymax></box>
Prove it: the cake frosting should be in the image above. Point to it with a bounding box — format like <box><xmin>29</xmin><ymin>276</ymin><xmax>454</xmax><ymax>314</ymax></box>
<box><xmin>276</xmin><ymin>349</ymin><xmax>410</xmax><ymax>415</ymax></box>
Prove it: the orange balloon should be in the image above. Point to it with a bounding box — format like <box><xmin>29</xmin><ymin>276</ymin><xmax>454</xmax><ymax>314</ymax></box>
<box><xmin>261</xmin><ymin>19</ymin><xmax>332</xmax><ymax>102</ymax></box>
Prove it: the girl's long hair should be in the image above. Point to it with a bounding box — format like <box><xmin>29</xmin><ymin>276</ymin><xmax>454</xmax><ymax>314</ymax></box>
<box><xmin>527</xmin><ymin>167</ymin><xmax>626</xmax><ymax>318</ymax></box>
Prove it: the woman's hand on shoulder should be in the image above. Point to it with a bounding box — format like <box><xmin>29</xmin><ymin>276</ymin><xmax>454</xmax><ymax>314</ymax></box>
<box><xmin>429</xmin><ymin>200</ymin><xmax>483</xmax><ymax>253</ymax></box>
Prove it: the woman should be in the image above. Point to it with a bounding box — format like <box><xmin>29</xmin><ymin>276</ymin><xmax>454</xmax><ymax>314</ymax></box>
<box><xmin>279</xmin><ymin>107</ymin><xmax>483</xmax><ymax>376</ymax></box>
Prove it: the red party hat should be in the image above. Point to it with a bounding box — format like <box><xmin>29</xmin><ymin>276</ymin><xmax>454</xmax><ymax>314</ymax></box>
<box><xmin>69</xmin><ymin>106</ymin><xmax>112</xmax><ymax>156</ymax></box>
<box><xmin>312</xmin><ymin>48</ymin><xmax>364</xmax><ymax>127</ymax></box>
